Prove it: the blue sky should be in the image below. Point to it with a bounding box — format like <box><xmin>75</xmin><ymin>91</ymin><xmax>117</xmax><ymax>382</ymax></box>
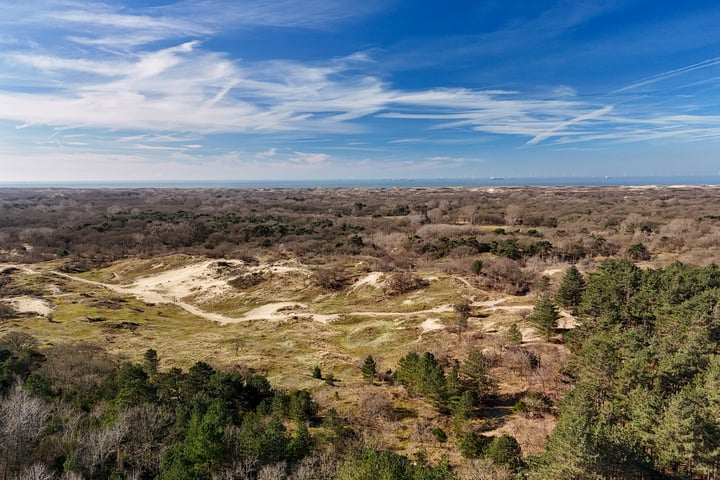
<box><xmin>1</xmin><ymin>0</ymin><xmax>720</xmax><ymax>181</ymax></box>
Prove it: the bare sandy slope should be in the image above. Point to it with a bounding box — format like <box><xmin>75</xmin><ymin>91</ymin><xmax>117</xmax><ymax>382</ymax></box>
<box><xmin>3</xmin><ymin>296</ymin><xmax>53</xmax><ymax>316</ymax></box>
<box><xmin>348</xmin><ymin>271</ymin><xmax>384</xmax><ymax>292</ymax></box>
<box><xmin>50</xmin><ymin>261</ymin><xmax>313</xmax><ymax>325</ymax></box>
<box><xmin>49</xmin><ymin>260</ymin><xmax>571</xmax><ymax>343</ymax></box>
<box><xmin>47</xmin><ymin>261</ymin><xmax>378</xmax><ymax>324</ymax></box>
<box><xmin>6</xmin><ymin>259</ymin><xmax>571</xmax><ymax>345</ymax></box>
<box><xmin>50</xmin><ymin>262</ymin><xmax>455</xmax><ymax>326</ymax></box>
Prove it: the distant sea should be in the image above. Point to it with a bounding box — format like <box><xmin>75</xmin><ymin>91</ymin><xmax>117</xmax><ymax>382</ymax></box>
<box><xmin>2</xmin><ymin>176</ymin><xmax>720</xmax><ymax>189</ymax></box>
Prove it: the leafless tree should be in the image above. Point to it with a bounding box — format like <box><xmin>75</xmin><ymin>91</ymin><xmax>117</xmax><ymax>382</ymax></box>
<box><xmin>0</xmin><ymin>333</ymin><xmax>38</xmax><ymax>354</ymax></box>
<box><xmin>60</xmin><ymin>472</ymin><xmax>82</xmax><ymax>480</ymax></box>
<box><xmin>0</xmin><ymin>387</ymin><xmax>50</xmax><ymax>480</ymax></box>
<box><xmin>10</xmin><ymin>463</ymin><xmax>54</xmax><ymax>480</ymax></box>
<box><xmin>120</xmin><ymin>403</ymin><xmax>174</xmax><ymax>471</ymax></box>
<box><xmin>257</xmin><ymin>461</ymin><xmax>287</xmax><ymax>480</ymax></box>
<box><xmin>289</xmin><ymin>452</ymin><xmax>339</xmax><ymax>480</ymax></box>
<box><xmin>83</xmin><ymin>419</ymin><xmax>129</xmax><ymax>477</ymax></box>
<box><xmin>215</xmin><ymin>457</ymin><xmax>256</xmax><ymax>480</ymax></box>
<box><xmin>358</xmin><ymin>391</ymin><xmax>396</xmax><ymax>424</ymax></box>
<box><xmin>458</xmin><ymin>458</ymin><xmax>513</xmax><ymax>480</ymax></box>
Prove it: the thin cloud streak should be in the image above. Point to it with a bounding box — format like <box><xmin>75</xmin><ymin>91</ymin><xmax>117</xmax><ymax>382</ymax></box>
<box><xmin>527</xmin><ymin>105</ymin><xmax>614</xmax><ymax>145</ymax></box>
<box><xmin>614</xmin><ymin>56</ymin><xmax>720</xmax><ymax>93</ymax></box>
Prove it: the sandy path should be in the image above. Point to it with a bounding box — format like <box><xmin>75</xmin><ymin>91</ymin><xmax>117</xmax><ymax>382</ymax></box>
<box><xmin>240</xmin><ymin>302</ymin><xmax>307</xmax><ymax>321</ymax></box>
<box><xmin>0</xmin><ymin>264</ymin><xmax>37</xmax><ymax>275</ymax></box>
<box><xmin>474</xmin><ymin>296</ymin><xmax>515</xmax><ymax>307</ymax></box>
<box><xmin>474</xmin><ymin>296</ymin><xmax>534</xmax><ymax>312</ymax></box>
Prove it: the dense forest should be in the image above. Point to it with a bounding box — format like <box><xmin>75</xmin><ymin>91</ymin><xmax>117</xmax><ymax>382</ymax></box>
<box><xmin>3</xmin><ymin>187</ymin><xmax>720</xmax><ymax>478</ymax></box>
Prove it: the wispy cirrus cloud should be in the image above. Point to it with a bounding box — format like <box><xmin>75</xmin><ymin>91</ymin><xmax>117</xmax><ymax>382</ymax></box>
<box><xmin>614</xmin><ymin>56</ymin><xmax>720</xmax><ymax>93</ymax></box>
<box><xmin>1</xmin><ymin>0</ymin><xmax>388</xmax><ymax>52</ymax></box>
<box><xmin>2</xmin><ymin>0</ymin><xmax>720</xmax><ymax>185</ymax></box>
<box><xmin>4</xmin><ymin>35</ymin><xmax>720</xmax><ymax>149</ymax></box>
<box><xmin>166</xmin><ymin>0</ymin><xmax>390</xmax><ymax>29</ymax></box>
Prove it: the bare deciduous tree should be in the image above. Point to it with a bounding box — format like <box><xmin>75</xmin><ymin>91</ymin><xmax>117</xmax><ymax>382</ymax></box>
<box><xmin>458</xmin><ymin>458</ymin><xmax>513</xmax><ymax>480</ymax></box>
<box><xmin>10</xmin><ymin>463</ymin><xmax>54</xmax><ymax>480</ymax></box>
<box><xmin>289</xmin><ymin>452</ymin><xmax>339</xmax><ymax>480</ymax></box>
<box><xmin>0</xmin><ymin>333</ymin><xmax>38</xmax><ymax>354</ymax></box>
<box><xmin>83</xmin><ymin>418</ymin><xmax>129</xmax><ymax>477</ymax></box>
<box><xmin>257</xmin><ymin>461</ymin><xmax>287</xmax><ymax>480</ymax></box>
<box><xmin>0</xmin><ymin>387</ymin><xmax>50</xmax><ymax>480</ymax></box>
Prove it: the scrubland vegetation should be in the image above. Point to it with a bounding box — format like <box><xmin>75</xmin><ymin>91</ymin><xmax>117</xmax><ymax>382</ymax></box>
<box><xmin>2</xmin><ymin>186</ymin><xmax>720</xmax><ymax>479</ymax></box>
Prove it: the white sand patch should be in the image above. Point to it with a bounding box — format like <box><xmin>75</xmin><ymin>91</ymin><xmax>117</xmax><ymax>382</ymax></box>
<box><xmin>495</xmin><ymin>305</ymin><xmax>533</xmax><ymax>313</ymax></box>
<box><xmin>542</xmin><ymin>268</ymin><xmax>563</xmax><ymax>276</ymax></box>
<box><xmin>420</xmin><ymin>317</ymin><xmax>444</xmax><ymax>333</ymax></box>
<box><xmin>236</xmin><ymin>302</ymin><xmax>307</xmax><ymax>322</ymax></box>
<box><xmin>474</xmin><ymin>297</ymin><xmax>513</xmax><ymax>308</ymax></box>
<box><xmin>126</xmin><ymin>260</ymin><xmax>241</xmax><ymax>302</ymax></box>
<box><xmin>558</xmin><ymin>311</ymin><xmax>579</xmax><ymax>329</ymax></box>
<box><xmin>311</xmin><ymin>313</ymin><xmax>342</xmax><ymax>324</ymax></box>
<box><xmin>521</xmin><ymin>327</ymin><xmax>541</xmax><ymax>342</ymax></box>
<box><xmin>474</xmin><ymin>296</ymin><xmax>533</xmax><ymax>312</ymax></box>
<box><xmin>247</xmin><ymin>259</ymin><xmax>311</xmax><ymax>277</ymax></box>
<box><xmin>349</xmin><ymin>272</ymin><xmax>384</xmax><ymax>292</ymax></box>
<box><xmin>5</xmin><ymin>296</ymin><xmax>53</xmax><ymax>316</ymax></box>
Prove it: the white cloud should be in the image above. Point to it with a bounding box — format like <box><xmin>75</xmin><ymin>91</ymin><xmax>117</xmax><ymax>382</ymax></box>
<box><xmin>255</xmin><ymin>148</ymin><xmax>277</xmax><ymax>158</ymax></box>
<box><xmin>2</xmin><ymin>0</ymin><xmax>720</xmax><ymax>158</ymax></box>
<box><xmin>289</xmin><ymin>151</ymin><xmax>329</xmax><ymax>164</ymax></box>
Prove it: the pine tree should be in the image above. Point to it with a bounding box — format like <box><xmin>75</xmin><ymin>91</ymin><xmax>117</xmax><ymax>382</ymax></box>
<box><xmin>654</xmin><ymin>386</ymin><xmax>715</xmax><ymax>478</ymax></box>
<box><xmin>143</xmin><ymin>348</ymin><xmax>159</xmax><ymax>376</ymax></box>
<box><xmin>529</xmin><ymin>295</ymin><xmax>560</xmax><ymax>341</ymax></box>
<box><xmin>555</xmin><ymin>265</ymin><xmax>586</xmax><ymax>310</ymax></box>
<box><xmin>288</xmin><ymin>423</ymin><xmax>312</xmax><ymax>461</ymax></box>
<box><xmin>452</xmin><ymin>300</ymin><xmax>471</xmax><ymax>340</ymax></box>
<box><xmin>507</xmin><ymin>323</ymin><xmax>523</xmax><ymax>343</ymax></box>
<box><xmin>460</xmin><ymin>349</ymin><xmax>493</xmax><ymax>400</ymax></box>
<box><xmin>452</xmin><ymin>390</ymin><xmax>475</xmax><ymax>429</ymax></box>
<box><xmin>361</xmin><ymin>355</ymin><xmax>376</xmax><ymax>384</ymax></box>
<box><xmin>485</xmin><ymin>434</ymin><xmax>523</xmax><ymax>470</ymax></box>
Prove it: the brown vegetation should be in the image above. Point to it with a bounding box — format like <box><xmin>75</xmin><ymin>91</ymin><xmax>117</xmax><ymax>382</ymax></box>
<box><xmin>3</xmin><ymin>185</ymin><xmax>720</xmax><ymax>475</ymax></box>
